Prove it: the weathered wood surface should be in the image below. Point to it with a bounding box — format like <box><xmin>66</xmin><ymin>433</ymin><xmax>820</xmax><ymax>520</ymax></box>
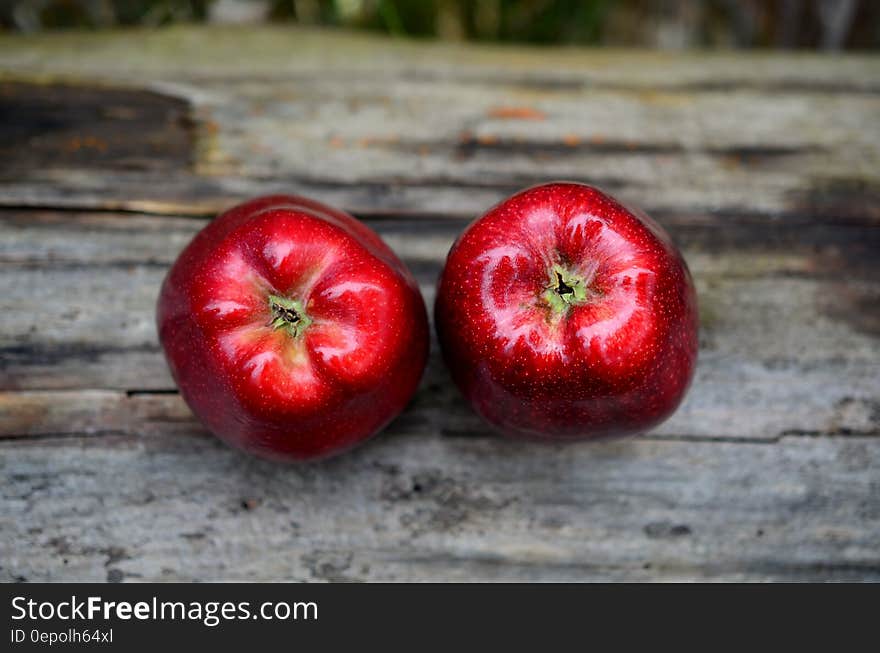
<box><xmin>0</xmin><ymin>27</ymin><xmax>878</xmax><ymax>582</ymax></box>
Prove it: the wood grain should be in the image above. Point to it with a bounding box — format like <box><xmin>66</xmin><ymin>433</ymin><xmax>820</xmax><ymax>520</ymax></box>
<box><xmin>1</xmin><ymin>28</ymin><xmax>878</xmax><ymax>223</ymax></box>
<box><xmin>0</xmin><ymin>26</ymin><xmax>878</xmax><ymax>582</ymax></box>
<box><xmin>3</xmin><ymin>430</ymin><xmax>878</xmax><ymax>582</ymax></box>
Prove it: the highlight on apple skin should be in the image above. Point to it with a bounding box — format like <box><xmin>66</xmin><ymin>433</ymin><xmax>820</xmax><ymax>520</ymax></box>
<box><xmin>435</xmin><ymin>182</ymin><xmax>698</xmax><ymax>441</ymax></box>
<box><xmin>157</xmin><ymin>195</ymin><xmax>429</xmax><ymax>461</ymax></box>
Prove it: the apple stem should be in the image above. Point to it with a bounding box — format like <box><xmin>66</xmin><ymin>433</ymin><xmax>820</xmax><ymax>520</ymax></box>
<box><xmin>554</xmin><ymin>271</ymin><xmax>576</xmax><ymax>298</ymax></box>
<box><xmin>542</xmin><ymin>264</ymin><xmax>591</xmax><ymax>315</ymax></box>
<box><xmin>268</xmin><ymin>294</ymin><xmax>312</xmax><ymax>338</ymax></box>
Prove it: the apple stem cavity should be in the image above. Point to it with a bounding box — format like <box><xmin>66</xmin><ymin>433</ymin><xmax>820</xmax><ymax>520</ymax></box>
<box><xmin>268</xmin><ymin>293</ymin><xmax>312</xmax><ymax>338</ymax></box>
<box><xmin>542</xmin><ymin>264</ymin><xmax>591</xmax><ymax>315</ymax></box>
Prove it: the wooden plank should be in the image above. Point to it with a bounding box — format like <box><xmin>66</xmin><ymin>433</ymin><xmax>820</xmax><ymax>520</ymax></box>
<box><xmin>2</xmin><ymin>211</ymin><xmax>878</xmax><ymax>440</ymax></box>
<box><xmin>1</xmin><ymin>431</ymin><xmax>878</xmax><ymax>581</ymax></box>
<box><xmin>0</xmin><ymin>28</ymin><xmax>878</xmax><ymax>221</ymax></box>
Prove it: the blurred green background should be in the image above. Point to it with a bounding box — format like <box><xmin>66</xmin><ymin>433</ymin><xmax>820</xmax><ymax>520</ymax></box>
<box><xmin>1</xmin><ymin>0</ymin><xmax>878</xmax><ymax>49</ymax></box>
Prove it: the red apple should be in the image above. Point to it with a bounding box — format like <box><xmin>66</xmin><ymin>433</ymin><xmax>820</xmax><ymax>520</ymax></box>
<box><xmin>157</xmin><ymin>195</ymin><xmax>428</xmax><ymax>461</ymax></box>
<box><xmin>436</xmin><ymin>182</ymin><xmax>698</xmax><ymax>440</ymax></box>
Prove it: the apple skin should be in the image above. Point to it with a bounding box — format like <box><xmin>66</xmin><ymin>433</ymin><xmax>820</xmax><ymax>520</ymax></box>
<box><xmin>157</xmin><ymin>195</ymin><xmax>429</xmax><ymax>461</ymax></box>
<box><xmin>435</xmin><ymin>182</ymin><xmax>698</xmax><ymax>440</ymax></box>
